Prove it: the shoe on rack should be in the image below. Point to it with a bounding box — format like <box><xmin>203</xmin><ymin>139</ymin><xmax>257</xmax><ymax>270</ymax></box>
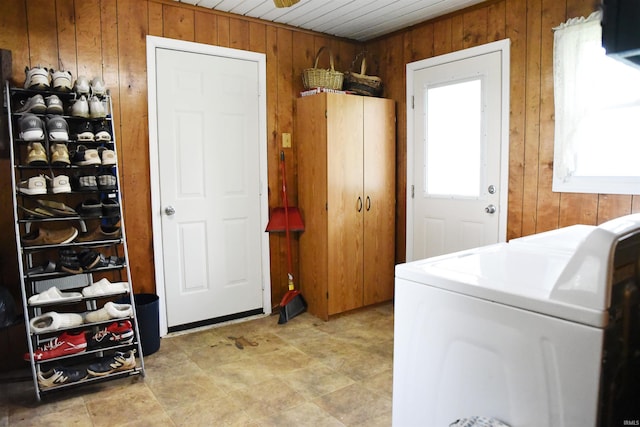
<box><xmin>50</xmin><ymin>143</ymin><xmax>70</xmax><ymax>166</ymax></box>
<box><xmin>87</xmin><ymin>349</ymin><xmax>136</xmax><ymax>377</ymax></box>
<box><xmin>46</xmin><ymin>115</ymin><xmax>69</xmax><ymax>142</ymax></box>
<box><xmin>102</xmin><ymin>199</ymin><xmax>120</xmax><ymax>216</ymax></box>
<box><xmin>15</xmin><ymin>94</ymin><xmax>46</xmax><ymax>114</ymax></box>
<box><xmin>93</xmin><ymin>121</ymin><xmax>112</xmax><ymax>141</ymax></box>
<box><xmin>49</xmin><ymin>174</ymin><xmax>71</xmax><ymax>194</ymax></box>
<box><xmin>73</xmin><ymin>75</ymin><xmax>91</xmax><ymax>96</ymax></box>
<box><xmin>98</xmin><ymin>147</ymin><xmax>116</xmax><ymax>165</ymax></box>
<box><xmin>17</xmin><ymin>175</ymin><xmax>47</xmax><ymax>195</ymax></box>
<box><xmin>84</xmin><ymin>302</ymin><xmax>133</xmax><ymax>323</ymax></box>
<box><xmin>77</xmin><ymin>198</ymin><xmax>102</xmax><ymax>216</ymax></box>
<box><xmin>28</xmin><ymin>286</ymin><xmax>82</xmax><ymax>306</ymax></box>
<box><xmin>77</xmin><ymin>224</ymin><xmax>121</xmax><ymax>242</ymax></box>
<box><xmin>69</xmin><ymin>95</ymin><xmax>89</xmax><ymax>118</ymax></box>
<box><xmin>90</xmin><ymin>76</ymin><xmax>106</xmax><ymax>97</ymax></box>
<box><xmin>24</xmin><ymin>65</ymin><xmax>50</xmax><ymax>90</ymax></box>
<box><xmin>59</xmin><ymin>248</ymin><xmax>83</xmax><ymax>274</ymax></box>
<box><xmin>38</xmin><ymin>366</ymin><xmax>87</xmax><ymax>388</ymax></box>
<box><xmin>74</xmin><ymin>121</ymin><xmax>94</xmax><ymax>141</ymax></box>
<box><xmin>50</xmin><ymin>69</ymin><xmax>73</xmax><ymax>92</ymax></box>
<box><xmin>29</xmin><ymin>312</ymin><xmax>84</xmax><ymax>334</ymax></box>
<box><xmin>88</xmin><ymin>95</ymin><xmax>106</xmax><ymax>118</ymax></box>
<box><xmin>25</xmin><ymin>331</ymin><xmax>87</xmax><ymax>361</ymax></box>
<box><xmin>45</xmin><ymin>94</ymin><xmax>64</xmax><ymax>114</ymax></box>
<box><xmin>36</xmin><ymin>199</ymin><xmax>78</xmax><ymax>216</ymax></box>
<box><xmin>97</xmin><ymin>173</ymin><xmax>117</xmax><ymax>190</ymax></box>
<box><xmin>26</xmin><ymin>142</ymin><xmax>48</xmax><ymax>165</ymax></box>
<box><xmin>73</xmin><ymin>175</ymin><xmax>99</xmax><ymax>192</ymax></box>
<box><xmin>18</xmin><ymin>114</ymin><xmax>45</xmax><ymax>141</ymax></box>
<box><xmin>21</xmin><ymin>226</ymin><xmax>78</xmax><ymax>246</ymax></box>
<box><xmin>82</xmin><ymin>278</ymin><xmax>129</xmax><ymax>297</ymax></box>
<box><xmin>26</xmin><ymin>260</ymin><xmax>57</xmax><ymax>275</ymax></box>
<box><xmin>71</xmin><ymin>145</ymin><xmax>101</xmax><ymax>166</ymax></box>
<box><xmin>86</xmin><ymin>320</ymin><xmax>133</xmax><ymax>350</ymax></box>
<box><xmin>78</xmin><ymin>249</ymin><xmax>102</xmax><ymax>270</ymax></box>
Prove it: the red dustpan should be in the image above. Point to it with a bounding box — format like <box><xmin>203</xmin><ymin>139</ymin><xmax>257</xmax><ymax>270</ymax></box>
<box><xmin>266</xmin><ymin>151</ymin><xmax>306</xmax><ymax>324</ymax></box>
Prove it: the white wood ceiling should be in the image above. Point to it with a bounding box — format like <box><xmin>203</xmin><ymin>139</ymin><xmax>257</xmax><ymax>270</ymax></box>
<box><xmin>173</xmin><ymin>0</ymin><xmax>486</xmax><ymax>41</ymax></box>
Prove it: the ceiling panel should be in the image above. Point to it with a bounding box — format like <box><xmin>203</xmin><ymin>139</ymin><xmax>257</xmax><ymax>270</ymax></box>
<box><xmin>172</xmin><ymin>0</ymin><xmax>486</xmax><ymax>41</ymax></box>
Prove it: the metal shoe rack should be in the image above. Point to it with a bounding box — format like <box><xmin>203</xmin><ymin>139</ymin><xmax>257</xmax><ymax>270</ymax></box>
<box><xmin>4</xmin><ymin>81</ymin><xmax>145</xmax><ymax>401</ymax></box>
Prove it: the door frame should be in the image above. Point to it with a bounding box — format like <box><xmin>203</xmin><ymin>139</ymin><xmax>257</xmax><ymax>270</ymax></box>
<box><xmin>146</xmin><ymin>35</ymin><xmax>270</xmax><ymax>336</ymax></box>
<box><xmin>405</xmin><ymin>39</ymin><xmax>510</xmax><ymax>261</ymax></box>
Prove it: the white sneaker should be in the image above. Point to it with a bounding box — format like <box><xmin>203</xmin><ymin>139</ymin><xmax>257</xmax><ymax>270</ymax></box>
<box><xmin>88</xmin><ymin>96</ymin><xmax>106</xmax><ymax>118</ymax></box>
<box><xmin>73</xmin><ymin>75</ymin><xmax>90</xmax><ymax>96</ymax></box>
<box><xmin>99</xmin><ymin>148</ymin><xmax>116</xmax><ymax>165</ymax></box>
<box><xmin>30</xmin><ymin>311</ymin><xmax>84</xmax><ymax>333</ymax></box>
<box><xmin>84</xmin><ymin>302</ymin><xmax>132</xmax><ymax>323</ymax></box>
<box><xmin>18</xmin><ymin>175</ymin><xmax>47</xmax><ymax>195</ymax></box>
<box><xmin>24</xmin><ymin>66</ymin><xmax>50</xmax><ymax>90</ymax></box>
<box><xmin>70</xmin><ymin>95</ymin><xmax>89</xmax><ymax>118</ymax></box>
<box><xmin>50</xmin><ymin>69</ymin><xmax>72</xmax><ymax>92</ymax></box>
<box><xmin>51</xmin><ymin>174</ymin><xmax>71</xmax><ymax>194</ymax></box>
<box><xmin>90</xmin><ymin>76</ymin><xmax>106</xmax><ymax>97</ymax></box>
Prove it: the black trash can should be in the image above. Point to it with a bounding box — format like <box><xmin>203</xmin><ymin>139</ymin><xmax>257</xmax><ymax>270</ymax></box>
<box><xmin>119</xmin><ymin>294</ymin><xmax>160</xmax><ymax>356</ymax></box>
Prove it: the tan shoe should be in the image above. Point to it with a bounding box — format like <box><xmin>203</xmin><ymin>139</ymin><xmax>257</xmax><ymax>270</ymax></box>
<box><xmin>26</xmin><ymin>142</ymin><xmax>48</xmax><ymax>165</ymax></box>
<box><xmin>50</xmin><ymin>143</ymin><xmax>70</xmax><ymax>165</ymax></box>
<box><xmin>77</xmin><ymin>224</ymin><xmax>121</xmax><ymax>242</ymax></box>
<box><xmin>21</xmin><ymin>226</ymin><xmax>78</xmax><ymax>246</ymax></box>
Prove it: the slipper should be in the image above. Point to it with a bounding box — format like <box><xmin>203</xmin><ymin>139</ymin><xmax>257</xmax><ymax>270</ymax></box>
<box><xmin>19</xmin><ymin>205</ymin><xmax>56</xmax><ymax>219</ymax></box>
<box><xmin>30</xmin><ymin>311</ymin><xmax>84</xmax><ymax>333</ymax></box>
<box><xmin>84</xmin><ymin>302</ymin><xmax>132</xmax><ymax>323</ymax></box>
<box><xmin>82</xmin><ymin>278</ymin><xmax>128</xmax><ymax>297</ymax></box>
<box><xmin>28</xmin><ymin>286</ymin><xmax>83</xmax><ymax>306</ymax></box>
<box><xmin>97</xmin><ymin>254</ymin><xmax>125</xmax><ymax>268</ymax></box>
<box><xmin>27</xmin><ymin>260</ymin><xmax>57</xmax><ymax>275</ymax></box>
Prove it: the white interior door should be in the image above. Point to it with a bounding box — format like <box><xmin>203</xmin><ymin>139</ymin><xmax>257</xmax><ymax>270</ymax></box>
<box><xmin>147</xmin><ymin>37</ymin><xmax>270</xmax><ymax>334</ymax></box>
<box><xmin>407</xmin><ymin>40</ymin><xmax>510</xmax><ymax>261</ymax></box>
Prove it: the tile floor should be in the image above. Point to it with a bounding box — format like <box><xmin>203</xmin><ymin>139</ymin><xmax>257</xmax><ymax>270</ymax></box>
<box><xmin>0</xmin><ymin>302</ymin><xmax>394</xmax><ymax>426</ymax></box>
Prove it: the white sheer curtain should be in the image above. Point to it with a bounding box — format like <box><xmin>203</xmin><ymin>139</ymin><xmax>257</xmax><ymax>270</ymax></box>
<box><xmin>552</xmin><ymin>11</ymin><xmax>640</xmax><ymax>194</ymax></box>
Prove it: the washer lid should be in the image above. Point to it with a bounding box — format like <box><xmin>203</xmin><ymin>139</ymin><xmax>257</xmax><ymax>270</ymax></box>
<box><xmin>396</xmin><ymin>214</ymin><xmax>640</xmax><ymax>327</ymax></box>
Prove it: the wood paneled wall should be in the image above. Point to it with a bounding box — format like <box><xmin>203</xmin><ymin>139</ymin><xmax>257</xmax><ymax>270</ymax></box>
<box><xmin>0</xmin><ymin>0</ymin><xmax>360</xmax><ymax>310</ymax></box>
<box><xmin>366</xmin><ymin>0</ymin><xmax>640</xmax><ymax>262</ymax></box>
<box><xmin>1</xmin><ymin>0</ymin><xmax>639</xmax><ymax>314</ymax></box>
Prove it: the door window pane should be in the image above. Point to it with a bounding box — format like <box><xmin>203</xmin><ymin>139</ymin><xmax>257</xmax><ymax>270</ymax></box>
<box><xmin>425</xmin><ymin>79</ymin><xmax>482</xmax><ymax>197</ymax></box>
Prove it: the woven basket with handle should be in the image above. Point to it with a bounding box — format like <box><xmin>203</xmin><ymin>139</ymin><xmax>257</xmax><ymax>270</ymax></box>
<box><xmin>302</xmin><ymin>47</ymin><xmax>344</xmax><ymax>90</ymax></box>
<box><xmin>343</xmin><ymin>55</ymin><xmax>383</xmax><ymax>97</ymax></box>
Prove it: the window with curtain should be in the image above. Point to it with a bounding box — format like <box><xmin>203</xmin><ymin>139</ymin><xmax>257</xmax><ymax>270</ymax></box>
<box><xmin>552</xmin><ymin>11</ymin><xmax>640</xmax><ymax>195</ymax></box>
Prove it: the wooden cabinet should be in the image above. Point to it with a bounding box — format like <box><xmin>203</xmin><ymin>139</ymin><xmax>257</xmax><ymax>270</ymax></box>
<box><xmin>296</xmin><ymin>93</ymin><xmax>396</xmax><ymax>320</ymax></box>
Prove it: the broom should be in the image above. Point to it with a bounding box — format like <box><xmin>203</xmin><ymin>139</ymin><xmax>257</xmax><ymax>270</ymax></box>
<box><xmin>277</xmin><ymin>151</ymin><xmax>307</xmax><ymax>324</ymax></box>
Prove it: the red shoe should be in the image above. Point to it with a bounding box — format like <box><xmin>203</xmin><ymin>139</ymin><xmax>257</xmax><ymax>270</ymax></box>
<box><xmin>86</xmin><ymin>320</ymin><xmax>134</xmax><ymax>350</ymax></box>
<box><xmin>24</xmin><ymin>331</ymin><xmax>87</xmax><ymax>361</ymax></box>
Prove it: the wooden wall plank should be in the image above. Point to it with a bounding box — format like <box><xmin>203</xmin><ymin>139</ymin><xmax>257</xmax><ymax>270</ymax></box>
<box><xmin>230</xmin><ymin>17</ymin><xmax>250</xmax><ymax>51</ymax></box>
<box><xmin>505</xmin><ymin>0</ymin><xmax>526</xmax><ymax>240</ymax></box>
<box><xmin>163</xmin><ymin>4</ymin><xmax>195</xmax><ymax>41</ymax></box>
<box><xmin>487</xmin><ymin>0</ymin><xmax>506</xmax><ymax>42</ymax></box>
<box><xmin>55</xmin><ymin>0</ymin><xmax>78</xmax><ymax>75</ymax></box>
<box><xmin>74</xmin><ymin>0</ymin><xmax>102</xmax><ymax>78</ymax></box>
<box><xmin>148</xmin><ymin>1</ymin><xmax>164</xmax><ymax>36</ymax></box>
<box><xmin>410</xmin><ymin>23</ymin><xmax>434</xmax><ymax>62</ymax></box>
<box><xmin>100</xmin><ymin>0</ymin><xmax>121</xmax><ymax>142</ymax></box>
<box><xmin>249</xmin><ymin>21</ymin><xmax>267</xmax><ymax>54</ymax></box>
<box><xmin>433</xmin><ymin>18</ymin><xmax>452</xmax><ymax>56</ymax></box>
<box><xmin>463</xmin><ymin>7</ymin><xmax>488</xmax><ymax>48</ymax></box>
<box><xmin>217</xmin><ymin>15</ymin><xmax>230</xmax><ymax>47</ymax></box>
<box><xmin>534</xmin><ymin>0</ymin><xmax>565</xmax><ymax>233</ymax></box>
<box><xmin>451</xmin><ymin>15</ymin><xmax>465</xmax><ymax>51</ymax></box>
<box><xmin>559</xmin><ymin>193</ymin><xmax>598</xmax><ymax>226</ymax></box>
<box><xmin>194</xmin><ymin>11</ymin><xmax>216</xmax><ymax>45</ymax></box>
<box><xmin>632</xmin><ymin>196</ymin><xmax>640</xmax><ymax>214</ymax></box>
<box><xmin>26</xmin><ymin>0</ymin><xmax>58</xmax><ymax>68</ymax></box>
<box><xmin>597</xmin><ymin>195</ymin><xmax>632</xmax><ymax>224</ymax></box>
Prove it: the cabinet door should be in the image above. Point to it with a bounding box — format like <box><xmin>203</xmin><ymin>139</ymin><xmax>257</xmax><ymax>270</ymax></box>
<box><xmin>326</xmin><ymin>94</ymin><xmax>364</xmax><ymax>315</ymax></box>
<box><xmin>363</xmin><ymin>97</ymin><xmax>396</xmax><ymax>305</ymax></box>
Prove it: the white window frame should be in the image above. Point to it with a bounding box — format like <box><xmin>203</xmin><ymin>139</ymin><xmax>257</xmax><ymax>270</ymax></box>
<box><xmin>552</xmin><ymin>11</ymin><xmax>640</xmax><ymax>195</ymax></box>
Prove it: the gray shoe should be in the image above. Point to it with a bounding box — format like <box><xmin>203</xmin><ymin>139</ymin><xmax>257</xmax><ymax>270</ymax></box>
<box><xmin>15</xmin><ymin>94</ymin><xmax>46</xmax><ymax>114</ymax></box>
<box><xmin>19</xmin><ymin>114</ymin><xmax>45</xmax><ymax>141</ymax></box>
<box><xmin>46</xmin><ymin>115</ymin><xmax>69</xmax><ymax>142</ymax></box>
<box><xmin>73</xmin><ymin>75</ymin><xmax>90</xmax><ymax>96</ymax></box>
<box><xmin>45</xmin><ymin>95</ymin><xmax>64</xmax><ymax>114</ymax></box>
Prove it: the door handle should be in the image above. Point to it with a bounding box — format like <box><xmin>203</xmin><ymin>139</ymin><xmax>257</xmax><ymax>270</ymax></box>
<box><xmin>485</xmin><ymin>204</ymin><xmax>496</xmax><ymax>214</ymax></box>
<box><xmin>357</xmin><ymin>197</ymin><xmax>363</xmax><ymax>212</ymax></box>
<box><xmin>366</xmin><ymin>196</ymin><xmax>371</xmax><ymax>211</ymax></box>
<box><xmin>164</xmin><ymin>206</ymin><xmax>176</xmax><ymax>216</ymax></box>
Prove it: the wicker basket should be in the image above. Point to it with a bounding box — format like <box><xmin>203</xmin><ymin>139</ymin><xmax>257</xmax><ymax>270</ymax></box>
<box><xmin>343</xmin><ymin>55</ymin><xmax>383</xmax><ymax>97</ymax></box>
<box><xmin>302</xmin><ymin>47</ymin><xmax>344</xmax><ymax>90</ymax></box>
<box><xmin>273</xmin><ymin>0</ymin><xmax>300</xmax><ymax>7</ymax></box>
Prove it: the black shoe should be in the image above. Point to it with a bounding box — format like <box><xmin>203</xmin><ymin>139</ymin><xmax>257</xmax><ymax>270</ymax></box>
<box><xmin>87</xmin><ymin>349</ymin><xmax>136</xmax><ymax>377</ymax></box>
<box><xmin>38</xmin><ymin>366</ymin><xmax>87</xmax><ymax>388</ymax></box>
<box><xmin>59</xmin><ymin>248</ymin><xmax>82</xmax><ymax>274</ymax></box>
<box><xmin>79</xmin><ymin>249</ymin><xmax>101</xmax><ymax>270</ymax></box>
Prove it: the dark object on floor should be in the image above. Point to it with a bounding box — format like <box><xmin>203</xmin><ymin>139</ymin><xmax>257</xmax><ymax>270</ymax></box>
<box><xmin>0</xmin><ymin>286</ymin><xmax>18</xmax><ymax>329</ymax></box>
<box><xmin>278</xmin><ymin>289</ymin><xmax>307</xmax><ymax>324</ymax></box>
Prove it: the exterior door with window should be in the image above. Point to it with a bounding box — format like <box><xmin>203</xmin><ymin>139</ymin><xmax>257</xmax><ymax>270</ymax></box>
<box><xmin>408</xmin><ymin>40</ymin><xmax>509</xmax><ymax>260</ymax></box>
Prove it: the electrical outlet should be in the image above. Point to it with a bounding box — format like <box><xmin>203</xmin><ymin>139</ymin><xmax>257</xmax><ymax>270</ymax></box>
<box><xmin>282</xmin><ymin>133</ymin><xmax>292</xmax><ymax>148</ymax></box>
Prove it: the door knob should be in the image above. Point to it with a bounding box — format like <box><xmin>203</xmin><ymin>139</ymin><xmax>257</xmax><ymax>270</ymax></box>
<box><xmin>485</xmin><ymin>204</ymin><xmax>496</xmax><ymax>214</ymax></box>
<box><xmin>164</xmin><ymin>206</ymin><xmax>176</xmax><ymax>216</ymax></box>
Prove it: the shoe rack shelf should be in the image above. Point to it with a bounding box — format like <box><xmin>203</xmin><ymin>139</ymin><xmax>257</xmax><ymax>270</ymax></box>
<box><xmin>4</xmin><ymin>80</ymin><xmax>145</xmax><ymax>401</ymax></box>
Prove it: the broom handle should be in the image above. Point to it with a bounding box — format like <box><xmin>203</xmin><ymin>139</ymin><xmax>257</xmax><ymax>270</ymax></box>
<box><xmin>281</xmin><ymin>151</ymin><xmax>295</xmax><ymax>290</ymax></box>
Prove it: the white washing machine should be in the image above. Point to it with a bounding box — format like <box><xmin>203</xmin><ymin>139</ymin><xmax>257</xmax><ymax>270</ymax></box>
<box><xmin>393</xmin><ymin>214</ymin><xmax>640</xmax><ymax>427</ymax></box>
